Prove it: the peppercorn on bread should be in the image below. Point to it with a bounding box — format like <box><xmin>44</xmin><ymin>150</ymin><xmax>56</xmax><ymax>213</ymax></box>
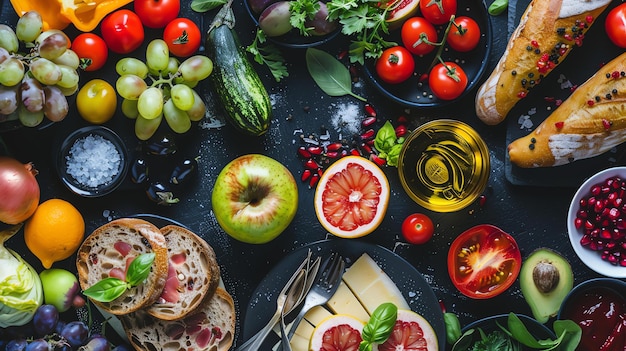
<box><xmin>508</xmin><ymin>51</ymin><xmax>626</xmax><ymax>167</ymax></box>
<box><xmin>475</xmin><ymin>0</ymin><xmax>611</xmax><ymax>125</ymax></box>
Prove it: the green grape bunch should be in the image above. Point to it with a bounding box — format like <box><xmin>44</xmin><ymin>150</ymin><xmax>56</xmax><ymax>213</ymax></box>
<box><xmin>0</xmin><ymin>11</ymin><xmax>80</xmax><ymax>127</ymax></box>
<box><xmin>115</xmin><ymin>38</ymin><xmax>213</xmax><ymax>140</ymax></box>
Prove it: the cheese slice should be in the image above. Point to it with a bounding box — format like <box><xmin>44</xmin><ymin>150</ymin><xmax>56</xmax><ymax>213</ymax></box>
<box><xmin>326</xmin><ymin>281</ymin><xmax>370</xmax><ymax>322</ymax></box>
<box><xmin>303</xmin><ymin>305</ymin><xmax>333</xmax><ymax>326</ymax></box>
<box><xmin>293</xmin><ymin>318</ymin><xmax>315</xmax><ymax>339</ymax></box>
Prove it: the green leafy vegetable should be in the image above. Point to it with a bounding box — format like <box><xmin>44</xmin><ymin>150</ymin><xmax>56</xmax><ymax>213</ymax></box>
<box><xmin>190</xmin><ymin>0</ymin><xmax>228</xmax><ymax>12</ymax></box>
<box><xmin>305</xmin><ymin>48</ymin><xmax>366</xmax><ymax>101</ymax></box>
<box><xmin>445</xmin><ymin>312</ymin><xmax>463</xmax><ymax>344</ymax></box>
<box><xmin>505</xmin><ymin>313</ymin><xmax>581</xmax><ymax>351</ymax></box>
<box><xmin>246</xmin><ymin>30</ymin><xmax>289</xmax><ymax>82</ymax></box>
<box><xmin>0</xmin><ymin>224</ymin><xmax>43</xmax><ymax>328</ymax></box>
<box><xmin>360</xmin><ymin>303</ymin><xmax>397</xmax><ymax>351</ymax></box>
<box><xmin>290</xmin><ymin>0</ymin><xmax>320</xmax><ymax>35</ymax></box>
<box><xmin>373</xmin><ymin>121</ymin><xmax>405</xmax><ymax>167</ymax></box>
<box><xmin>82</xmin><ymin>253</ymin><xmax>156</xmax><ymax>303</ymax></box>
<box><xmin>488</xmin><ymin>0</ymin><xmax>508</xmax><ymax>16</ymax></box>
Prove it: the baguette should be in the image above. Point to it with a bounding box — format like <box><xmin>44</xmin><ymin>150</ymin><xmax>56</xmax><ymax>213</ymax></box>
<box><xmin>121</xmin><ymin>287</ymin><xmax>235</xmax><ymax>351</ymax></box>
<box><xmin>508</xmin><ymin>51</ymin><xmax>626</xmax><ymax>168</ymax></box>
<box><xmin>76</xmin><ymin>218</ymin><xmax>168</xmax><ymax>315</ymax></box>
<box><xmin>145</xmin><ymin>225</ymin><xmax>221</xmax><ymax>321</ymax></box>
<box><xmin>475</xmin><ymin>0</ymin><xmax>611</xmax><ymax>125</ymax></box>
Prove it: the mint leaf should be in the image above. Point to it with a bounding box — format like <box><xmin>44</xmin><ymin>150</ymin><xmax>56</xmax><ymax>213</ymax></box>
<box><xmin>82</xmin><ymin>278</ymin><xmax>128</xmax><ymax>303</ymax></box>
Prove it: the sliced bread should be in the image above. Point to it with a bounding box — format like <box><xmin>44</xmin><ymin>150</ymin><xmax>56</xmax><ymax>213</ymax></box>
<box><xmin>121</xmin><ymin>287</ymin><xmax>236</xmax><ymax>351</ymax></box>
<box><xmin>76</xmin><ymin>218</ymin><xmax>169</xmax><ymax>315</ymax></box>
<box><xmin>145</xmin><ymin>225</ymin><xmax>221</xmax><ymax>320</ymax></box>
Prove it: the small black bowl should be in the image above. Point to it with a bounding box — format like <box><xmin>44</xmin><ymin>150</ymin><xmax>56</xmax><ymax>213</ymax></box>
<box><xmin>459</xmin><ymin>314</ymin><xmax>556</xmax><ymax>349</ymax></box>
<box><xmin>56</xmin><ymin>126</ymin><xmax>128</xmax><ymax>197</ymax></box>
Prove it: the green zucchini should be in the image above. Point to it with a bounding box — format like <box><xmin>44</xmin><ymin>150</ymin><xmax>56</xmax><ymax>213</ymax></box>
<box><xmin>206</xmin><ymin>5</ymin><xmax>271</xmax><ymax>136</ymax></box>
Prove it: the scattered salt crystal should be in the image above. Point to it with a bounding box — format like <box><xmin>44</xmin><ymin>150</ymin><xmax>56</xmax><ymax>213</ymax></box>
<box><xmin>329</xmin><ymin>102</ymin><xmax>361</xmax><ymax>135</ymax></box>
<box><xmin>66</xmin><ymin>134</ymin><xmax>121</xmax><ymax>188</ymax></box>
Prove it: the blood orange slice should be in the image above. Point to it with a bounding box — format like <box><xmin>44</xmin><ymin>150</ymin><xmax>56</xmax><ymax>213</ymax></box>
<box><xmin>314</xmin><ymin>156</ymin><xmax>390</xmax><ymax>238</ymax></box>
<box><xmin>310</xmin><ymin>314</ymin><xmax>364</xmax><ymax>351</ymax></box>
<box><xmin>376</xmin><ymin>309</ymin><xmax>439</xmax><ymax>351</ymax></box>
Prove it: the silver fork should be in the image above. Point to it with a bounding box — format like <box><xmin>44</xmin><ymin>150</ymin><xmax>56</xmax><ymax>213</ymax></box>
<box><xmin>284</xmin><ymin>252</ymin><xmax>346</xmax><ymax>341</ymax></box>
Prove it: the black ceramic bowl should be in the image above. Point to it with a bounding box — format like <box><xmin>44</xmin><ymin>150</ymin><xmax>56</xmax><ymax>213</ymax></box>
<box><xmin>459</xmin><ymin>314</ymin><xmax>556</xmax><ymax>350</ymax></box>
<box><xmin>362</xmin><ymin>0</ymin><xmax>492</xmax><ymax>108</ymax></box>
<box><xmin>243</xmin><ymin>0</ymin><xmax>341</xmax><ymax>48</ymax></box>
<box><xmin>56</xmin><ymin>126</ymin><xmax>128</xmax><ymax>197</ymax></box>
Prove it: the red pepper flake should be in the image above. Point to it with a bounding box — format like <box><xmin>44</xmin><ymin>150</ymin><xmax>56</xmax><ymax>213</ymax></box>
<box><xmin>517</xmin><ymin>91</ymin><xmax>528</xmax><ymax>98</ymax></box>
<box><xmin>531</xmin><ymin>40</ymin><xmax>539</xmax><ymax>47</ymax></box>
<box><xmin>364</xmin><ymin>103</ymin><xmax>377</xmax><ymax>117</ymax></box>
<box><xmin>612</xmin><ymin>71</ymin><xmax>621</xmax><ymax>79</ymax></box>
<box><xmin>555</xmin><ymin>99</ymin><xmax>563</xmax><ymax>106</ymax></box>
<box><xmin>587</xmin><ymin>100</ymin><xmax>595</xmax><ymax>106</ymax></box>
<box><xmin>555</xmin><ymin>121</ymin><xmax>565</xmax><ymax>129</ymax></box>
<box><xmin>544</xmin><ymin>96</ymin><xmax>555</xmax><ymax>103</ymax></box>
<box><xmin>602</xmin><ymin>119</ymin><xmax>612</xmax><ymax>130</ymax></box>
<box><xmin>564</xmin><ymin>34</ymin><xmax>573</xmax><ymax>41</ymax></box>
<box><xmin>569</xmin><ymin>84</ymin><xmax>578</xmax><ymax>92</ymax></box>
<box><xmin>301</xmin><ymin>169</ymin><xmax>312</xmax><ymax>182</ymax></box>
<box><xmin>586</xmin><ymin>15</ymin><xmax>593</xmax><ymax>23</ymax></box>
<box><xmin>419</xmin><ymin>73</ymin><xmax>429</xmax><ymax>82</ymax></box>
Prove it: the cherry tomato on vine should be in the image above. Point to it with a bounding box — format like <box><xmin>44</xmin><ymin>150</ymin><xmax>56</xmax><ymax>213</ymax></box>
<box><xmin>401</xmin><ymin>17</ymin><xmax>438</xmax><ymax>56</ymax></box>
<box><xmin>100</xmin><ymin>10</ymin><xmax>144</xmax><ymax>54</ymax></box>
<box><xmin>447</xmin><ymin>224</ymin><xmax>522</xmax><ymax>299</ymax></box>
<box><xmin>446</xmin><ymin>16</ymin><xmax>481</xmax><ymax>52</ymax></box>
<box><xmin>163</xmin><ymin>18</ymin><xmax>202</xmax><ymax>58</ymax></box>
<box><xmin>71</xmin><ymin>33</ymin><xmax>108</xmax><ymax>71</ymax></box>
<box><xmin>401</xmin><ymin>213</ymin><xmax>434</xmax><ymax>244</ymax></box>
<box><xmin>375</xmin><ymin>46</ymin><xmax>415</xmax><ymax>84</ymax></box>
<box><xmin>429</xmin><ymin>62</ymin><xmax>468</xmax><ymax>100</ymax></box>
<box><xmin>134</xmin><ymin>0</ymin><xmax>180</xmax><ymax>28</ymax></box>
<box><xmin>605</xmin><ymin>3</ymin><xmax>626</xmax><ymax>48</ymax></box>
<box><xmin>420</xmin><ymin>0</ymin><xmax>457</xmax><ymax>25</ymax></box>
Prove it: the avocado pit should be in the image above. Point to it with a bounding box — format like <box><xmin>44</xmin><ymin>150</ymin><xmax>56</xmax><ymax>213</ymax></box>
<box><xmin>532</xmin><ymin>260</ymin><xmax>560</xmax><ymax>293</ymax></box>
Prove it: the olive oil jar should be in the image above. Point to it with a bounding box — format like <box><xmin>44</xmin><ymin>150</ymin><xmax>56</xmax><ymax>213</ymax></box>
<box><xmin>398</xmin><ymin>119</ymin><xmax>490</xmax><ymax>212</ymax></box>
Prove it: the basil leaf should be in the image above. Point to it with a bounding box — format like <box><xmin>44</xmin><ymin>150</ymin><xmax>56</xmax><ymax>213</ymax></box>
<box><xmin>126</xmin><ymin>253</ymin><xmax>156</xmax><ymax>287</ymax></box>
<box><xmin>360</xmin><ymin>303</ymin><xmax>397</xmax><ymax>350</ymax></box>
<box><xmin>451</xmin><ymin>329</ymin><xmax>476</xmax><ymax>351</ymax></box>
<box><xmin>386</xmin><ymin>143</ymin><xmax>403</xmax><ymax>167</ymax></box>
<box><xmin>374</xmin><ymin>121</ymin><xmax>396</xmax><ymax>153</ymax></box>
<box><xmin>552</xmin><ymin>320</ymin><xmax>581</xmax><ymax>351</ymax></box>
<box><xmin>191</xmin><ymin>0</ymin><xmax>227</xmax><ymax>12</ymax></box>
<box><xmin>305</xmin><ymin>48</ymin><xmax>366</xmax><ymax>101</ymax></box>
<box><xmin>488</xmin><ymin>0</ymin><xmax>508</xmax><ymax>16</ymax></box>
<box><xmin>444</xmin><ymin>312</ymin><xmax>462</xmax><ymax>344</ymax></box>
<box><xmin>507</xmin><ymin>313</ymin><xmax>547</xmax><ymax>348</ymax></box>
<box><xmin>82</xmin><ymin>277</ymin><xmax>128</xmax><ymax>303</ymax></box>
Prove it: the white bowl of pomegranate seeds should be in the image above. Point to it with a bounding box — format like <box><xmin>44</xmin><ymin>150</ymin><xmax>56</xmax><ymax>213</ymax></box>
<box><xmin>568</xmin><ymin>167</ymin><xmax>626</xmax><ymax>278</ymax></box>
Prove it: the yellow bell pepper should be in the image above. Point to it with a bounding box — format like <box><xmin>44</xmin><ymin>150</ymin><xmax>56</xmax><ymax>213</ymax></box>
<box><xmin>9</xmin><ymin>0</ymin><xmax>71</xmax><ymax>31</ymax></box>
<box><xmin>57</xmin><ymin>0</ymin><xmax>134</xmax><ymax>32</ymax></box>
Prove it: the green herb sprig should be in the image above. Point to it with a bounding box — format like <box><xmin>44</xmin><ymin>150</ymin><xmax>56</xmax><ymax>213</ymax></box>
<box><xmin>247</xmin><ymin>30</ymin><xmax>289</xmax><ymax>82</ymax></box>
<box><xmin>82</xmin><ymin>253</ymin><xmax>156</xmax><ymax>303</ymax></box>
<box><xmin>290</xmin><ymin>0</ymin><xmax>321</xmax><ymax>35</ymax></box>
<box><xmin>360</xmin><ymin>302</ymin><xmax>398</xmax><ymax>351</ymax></box>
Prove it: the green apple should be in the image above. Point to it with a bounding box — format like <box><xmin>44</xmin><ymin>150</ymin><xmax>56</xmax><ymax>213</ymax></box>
<box><xmin>211</xmin><ymin>154</ymin><xmax>298</xmax><ymax>244</ymax></box>
<box><xmin>39</xmin><ymin>268</ymin><xmax>80</xmax><ymax>312</ymax></box>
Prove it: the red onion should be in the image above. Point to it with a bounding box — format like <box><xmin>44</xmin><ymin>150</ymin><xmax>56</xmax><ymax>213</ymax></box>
<box><xmin>0</xmin><ymin>156</ymin><xmax>40</xmax><ymax>225</ymax></box>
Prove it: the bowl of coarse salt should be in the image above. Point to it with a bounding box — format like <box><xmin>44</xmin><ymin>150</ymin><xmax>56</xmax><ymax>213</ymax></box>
<box><xmin>56</xmin><ymin>126</ymin><xmax>128</xmax><ymax>197</ymax></box>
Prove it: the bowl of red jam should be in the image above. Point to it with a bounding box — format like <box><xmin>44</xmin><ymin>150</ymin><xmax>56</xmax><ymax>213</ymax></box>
<box><xmin>557</xmin><ymin>278</ymin><xmax>626</xmax><ymax>351</ymax></box>
<box><xmin>567</xmin><ymin>167</ymin><xmax>626</xmax><ymax>278</ymax></box>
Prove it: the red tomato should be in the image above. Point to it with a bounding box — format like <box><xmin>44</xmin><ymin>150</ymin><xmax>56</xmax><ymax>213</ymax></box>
<box><xmin>401</xmin><ymin>17</ymin><xmax>438</xmax><ymax>55</ymax></box>
<box><xmin>420</xmin><ymin>0</ymin><xmax>457</xmax><ymax>25</ymax></box>
<box><xmin>71</xmin><ymin>33</ymin><xmax>108</xmax><ymax>71</ymax></box>
<box><xmin>100</xmin><ymin>10</ymin><xmax>145</xmax><ymax>54</ymax></box>
<box><xmin>428</xmin><ymin>62</ymin><xmax>468</xmax><ymax>100</ymax></box>
<box><xmin>447</xmin><ymin>225</ymin><xmax>522</xmax><ymax>299</ymax></box>
<box><xmin>375</xmin><ymin>46</ymin><xmax>415</xmax><ymax>84</ymax></box>
<box><xmin>163</xmin><ymin>18</ymin><xmax>202</xmax><ymax>58</ymax></box>
<box><xmin>605</xmin><ymin>3</ymin><xmax>626</xmax><ymax>48</ymax></box>
<box><xmin>446</xmin><ymin>16</ymin><xmax>481</xmax><ymax>52</ymax></box>
<box><xmin>401</xmin><ymin>213</ymin><xmax>434</xmax><ymax>244</ymax></box>
<box><xmin>134</xmin><ymin>0</ymin><xmax>180</xmax><ymax>29</ymax></box>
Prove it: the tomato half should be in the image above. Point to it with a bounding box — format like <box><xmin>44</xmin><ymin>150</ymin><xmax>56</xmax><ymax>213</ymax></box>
<box><xmin>420</xmin><ymin>0</ymin><xmax>457</xmax><ymax>25</ymax></box>
<box><xmin>100</xmin><ymin>10</ymin><xmax>145</xmax><ymax>54</ymax></box>
<box><xmin>163</xmin><ymin>18</ymin><xmax>202</xmax><ymax>58</ymax></box>
<box><xmin>447</xmin><ymin>224</ymin><xmax>522</xmax><ymax>299</ymax></box>
<box><xmin>401</xmin><ymin>213</ymin><xmax>434</xmax><ymax>244</ymax></box>
<box><xmin>375</xmin><ymin>46</ymin><xmax>415</xmax><ymax>84</ymax></box>
<box><xmin>401</xmin><ymin>17</ymin><xmax>438</xmax><ymax>56</ymax></box>
<box><xmin>605</xmin><ymin>3</ymin><xmax>626</xmax><ymax>48</ymax></box>
<box><xmin>446</xmin><ymin>16</ymin><xmax>481</xmax><ymax>52</ymax></box>
<box><xmin>134</xmin><ymin>0</ymin><xmax>180</xmax><ymax>29</ymax></box>
<box><xmin>71</xmin><ymin>33</ymin><xmax>108</xmax><ymax>72</ymax></box>
<box><xmin>428</xmin><ymin>62</ymin><xmax>468</xmax><ymax>100</ymax></box>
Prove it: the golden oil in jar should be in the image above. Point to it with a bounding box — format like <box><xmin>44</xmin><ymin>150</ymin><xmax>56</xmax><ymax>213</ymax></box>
<box><xmin>398</xmin><ymin>119</ymin><xmax>490</xmax><ymax>212</ymax></box>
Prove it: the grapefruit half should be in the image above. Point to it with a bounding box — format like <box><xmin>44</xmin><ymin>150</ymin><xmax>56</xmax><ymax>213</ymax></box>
<box><xmin>314</xmin><ymin>156</ymin><xmax>390</xmax><ymax>238</ymax></box>
<box><xmin>310</xmin><ymin>314</ymin><xmax>364</xmax><ymax>351</ymax></box>
<box><xmin>376</xmin><ymin>309</ymin><xmax>439</xmax><ymax>351</ymax></box>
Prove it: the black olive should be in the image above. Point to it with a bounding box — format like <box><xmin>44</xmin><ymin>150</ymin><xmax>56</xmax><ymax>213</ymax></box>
<box><xmin>130</xmin><ymin>158</ymin><xmax>149</xmax><ymax>185</ymax></box>
<box><xmin>146</xmin><ymin>182</ymin><xmax>180</xmax><ymax>205</ymax></box>
<box><xmin>144</xmin><ymin>134</ymin><xmax>177</xmax><ymax>156</ymax></box>
<box><xmin>169</xmin><ymin>157</ymin><xmax>199</xmax><ymax>185</ymax></box>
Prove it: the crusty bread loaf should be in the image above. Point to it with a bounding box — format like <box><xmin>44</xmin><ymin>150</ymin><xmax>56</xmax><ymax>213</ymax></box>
<box><xmin>76</xmin><ymin>218</ymin><xmax>168</xmax><ymax>315</ymax></box>
<box><xmin>508</xmin><ymin>51</ymin><xmax>626</xmax><ymax>168</ymax></box>
<box><xmin>121</xmin><ymin>287</ymin><xmax>235</xmax><ymax>351</ymax></box>
<box><xmin>475</xmin><ymin>0</ymin><xmax>611</xmax><ymax>125</ymax></box>
<box><xmin>145</xmin><ymin>225</ymin><xmax>221</xmax><ymax>321</ymax></box>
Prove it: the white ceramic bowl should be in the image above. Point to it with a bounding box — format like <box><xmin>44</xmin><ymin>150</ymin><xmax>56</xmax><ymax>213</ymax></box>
<box><xmin>567</xmin><ymin>167</ymin><xmax>626</xmax><ymax>278</ymax></box>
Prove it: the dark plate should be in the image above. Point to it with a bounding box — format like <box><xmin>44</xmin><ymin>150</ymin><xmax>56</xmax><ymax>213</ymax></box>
<box><xmin>504</xmin><ymin>0</ymin><xmax>626</xmax><ymax>187</ymax></box>
<box><xmin>460</xmin><ymin>314</ymin><xmax>557</xmax><ymax>350</ymax></box>
<box><xmin>242</xmin><ymin>238</ymin><xmax>446</xmax><ymax>350</ymax></box>
<box><xmin>362</xmin><ymin>0</ymin><xmax>492</xmax><ymax>108</ymax></box>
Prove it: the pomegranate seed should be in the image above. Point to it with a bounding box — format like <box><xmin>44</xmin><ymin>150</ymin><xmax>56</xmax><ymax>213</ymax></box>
<box><xmin>369</xmin><ymin>154</ymin><xmax>386</xmax><ymax>166</ymax></box>
<box><xmin>297</xmin><ymin>147</ymin><xmax>311</xmax><ymax>159</ymax></box>
<box><xmin>479</xmin><ymin>195</ymin><xmax>487</xmax><ymax>207</ymax></box>
<box><xmin>362</xmin><ymin>116</ymin><xmax>377</xmax><ymax>127</ymax></box>
<box><xmin>350</xmin><ymin>149</ymin><xmax>361</xmax><ymax>156</ymax></box>
<box><xmin>308</xmin><ymin>146</ymin><xmax>323</xmax><ymax>155</ymax></box>
<box><xmin>326</xmin><ymin>151</ymin><xmax>339</xmax><ymax>159</ymax></box>
<box><xmin>326</xmin><ymin>142</ymin><xmax>343</xmax><ymax>152</ymax></box>
<box><xmin>395</xmin><ymin>125</ymin><xmax>407</xmax><ymax>137</ymax></box>
<box><xmin>360</xmin><ymin>129</ymin><xmax>375</xmax><ymax>141</ymax></box>
<box><xmin>555</xmin><ymin>121</ymin><xmax>564</xmax><ymax>129</ymax></box>
<box><xmin>301</xmin><ymin>169</ymin><xmax>312</xmax><ymax>182</ymax></box>
<box><xmin>304</xmin><ymin>159</ymin><xmax>320</xmax><ymax>170</ymax></box>
<box><xmin>575</xmin><ymin>217</ymin><xmax>583</xmax><ymax>229</ymax></box>
<box><xmin>308</xmin><ymin>173</ymin><xmax>320</xmax><ymax>188</ymax></box>
<box><xmin>397</xmin><ymin>115</ymin><xmax>408</xmax><ymax>124</ymax></box>
<box><xmin>337</xmin><ymin>50</ymin><xmax>348</xmax><ymax>60</ymax></box>
<box><xmin>602</xmin><ymin>119</ymin><xmax>612</xmax><ymax>130</ymax></box>
<box><xmin>364</xmin><ymin>103</ymin><xmax>377</xmax><ymax>117</ymax></box>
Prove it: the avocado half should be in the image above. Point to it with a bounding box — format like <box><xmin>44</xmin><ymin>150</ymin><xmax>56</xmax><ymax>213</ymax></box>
<box><xmin>520</xmin><ymin>248</ymin><xmax>574</xmax><ymax>324</ymax></box>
